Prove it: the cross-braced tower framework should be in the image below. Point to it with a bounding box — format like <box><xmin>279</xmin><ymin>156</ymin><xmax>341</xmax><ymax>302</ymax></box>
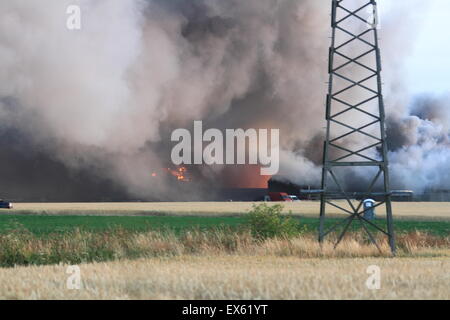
<box><xmin>319</xmin><ymin>0</ymin><xmax>395</xmax><ymax>254</ymax></box>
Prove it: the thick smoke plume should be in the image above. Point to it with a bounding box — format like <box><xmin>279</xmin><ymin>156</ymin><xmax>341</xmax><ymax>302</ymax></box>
<box><xmin>387</xmin><ymin>94</ymin><xmax>450</xmax><ymax>192</ymax></box>
<box><xmin>0</xmin><ymin>0</ymin><xmax>446</xmax><ymax>200</ymax></box>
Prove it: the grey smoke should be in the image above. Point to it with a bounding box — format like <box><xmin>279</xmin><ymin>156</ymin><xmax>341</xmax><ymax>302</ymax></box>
<box><xmin>387</xmin><ymin>94</ymin><xmax>450</xmax><ymax>192</ymax></box>
<box><xmin>0</xmin><ymin>0</ymin><xmax>446</xmax><ymax>200</ymax></box>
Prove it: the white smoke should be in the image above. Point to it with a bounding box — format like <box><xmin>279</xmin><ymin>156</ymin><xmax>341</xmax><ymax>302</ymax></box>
<box><xmin>388</xmin><ymin>94</ymin><xmax>450</xmax><ymax>192</ymax></box>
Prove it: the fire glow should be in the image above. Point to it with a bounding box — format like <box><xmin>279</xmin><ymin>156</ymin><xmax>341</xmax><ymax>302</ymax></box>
<box><xmin>152</xmin><ymin>167</ymin><xmax>191</xmax><ymax>182</ymax></box>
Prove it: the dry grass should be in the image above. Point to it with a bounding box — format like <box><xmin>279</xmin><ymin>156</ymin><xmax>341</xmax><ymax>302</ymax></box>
<box><xmin>2</xmin><ymin>202</ymin><xmax>448</xmax><ymax>300</ymax></box>
<box><xmin>0</xmin><ymin>229</ymin><xmax>448</xmax><ymax>300</ymax></box>
<box><xmin>0</xmin><ymin>255</ymin><xmax>448</xmax><ymax>299</ymax></box>
<box><xmin>9</xmin><ymin>201</ymin><xmax>450</xmax><ymax>220</ymax></box>
<box><xmin>0</xmin><ymin>226</ymin><xmax>448</xmax><ymax>267</ymax></box>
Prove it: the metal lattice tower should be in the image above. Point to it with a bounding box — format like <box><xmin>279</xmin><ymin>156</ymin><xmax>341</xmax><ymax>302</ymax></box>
<box><xmin>319</xmin><ymin>0</ymin><xmax>395</xmax><ymax>254</ymax></box>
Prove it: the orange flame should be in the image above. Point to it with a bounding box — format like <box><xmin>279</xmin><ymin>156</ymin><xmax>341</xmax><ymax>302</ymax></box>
<box><xmin>164</xmin><ymin>166</ymin><xmax>191</xmax><ymax>182</ymax></box>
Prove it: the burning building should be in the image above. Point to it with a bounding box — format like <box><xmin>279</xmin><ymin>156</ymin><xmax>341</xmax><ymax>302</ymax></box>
<box><xmin>268</xmin><ymin>177</ymin><xmax>320</xmax><ymax>200</ymax></box>
<box><xmin>0</xmin><ymin>1</ymin><xmax>449</xmax><ymax>202</ymax></box>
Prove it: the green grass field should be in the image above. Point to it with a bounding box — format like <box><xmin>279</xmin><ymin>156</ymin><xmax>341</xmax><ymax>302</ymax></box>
<box><xmin>0</xmin><ymin>214</ymin><xmax>448</xmax><ymax>236</ymax></box>
<box><xmin>0</xmin><ymin>204</ymin><xmax>448</xmax><ymax>274</ymax></box>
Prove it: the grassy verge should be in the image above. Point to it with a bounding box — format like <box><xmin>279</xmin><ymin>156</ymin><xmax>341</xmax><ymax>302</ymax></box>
<box><xmin>0</xmin><ymin>226</ymin><xmax>448</xmax><ymax>268</ymax></box>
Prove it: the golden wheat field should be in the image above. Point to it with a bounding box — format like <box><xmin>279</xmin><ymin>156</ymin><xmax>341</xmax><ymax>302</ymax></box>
<box><xmin>0</xmin><ymin>232</ymin><xmax>449</xmax><ymax>300</ymax></box>
<box><xmin>9</xmin><ymin>201</ymin><xmax>450</xmax><ymax>220</ymax></box>
<box><xmin>0</xmin><ymin>255</ymin><xmax>449</xmax><ymax>300</ymax></box>
<box><xmin>1</xmin><ymin>202</ymin><xmax>449</xmax><ymax>300</ymax></box>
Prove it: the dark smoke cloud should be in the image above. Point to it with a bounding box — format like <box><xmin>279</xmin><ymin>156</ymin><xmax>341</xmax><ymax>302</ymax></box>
<box><xmin>0</xmin><ymin>0</ymin><xmax>446</xmax><ymax>200</ymax></box>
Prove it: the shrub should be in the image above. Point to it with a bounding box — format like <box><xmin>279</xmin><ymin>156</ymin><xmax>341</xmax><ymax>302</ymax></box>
<box><xmin>245</xmin><ymin>203</ymin><xmax>303</xmax><ymax>240</ymax></box>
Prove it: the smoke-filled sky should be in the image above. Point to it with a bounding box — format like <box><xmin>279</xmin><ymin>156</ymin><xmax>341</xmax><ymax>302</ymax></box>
<box><xmin>402</xmin><ymin>0</ymin><xmax>450</xmax><ymax>95</ymax></box>
<box><xmin>0</xmin><ymin>0</ymin><xmax>449</xmax><ymax>201</ymax></box>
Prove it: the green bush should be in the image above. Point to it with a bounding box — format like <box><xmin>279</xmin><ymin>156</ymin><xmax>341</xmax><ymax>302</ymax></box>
<box><xmin>245</xmin><ymin>203</ymin><xmax>304</xmax><ymax>239</ymax></box>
